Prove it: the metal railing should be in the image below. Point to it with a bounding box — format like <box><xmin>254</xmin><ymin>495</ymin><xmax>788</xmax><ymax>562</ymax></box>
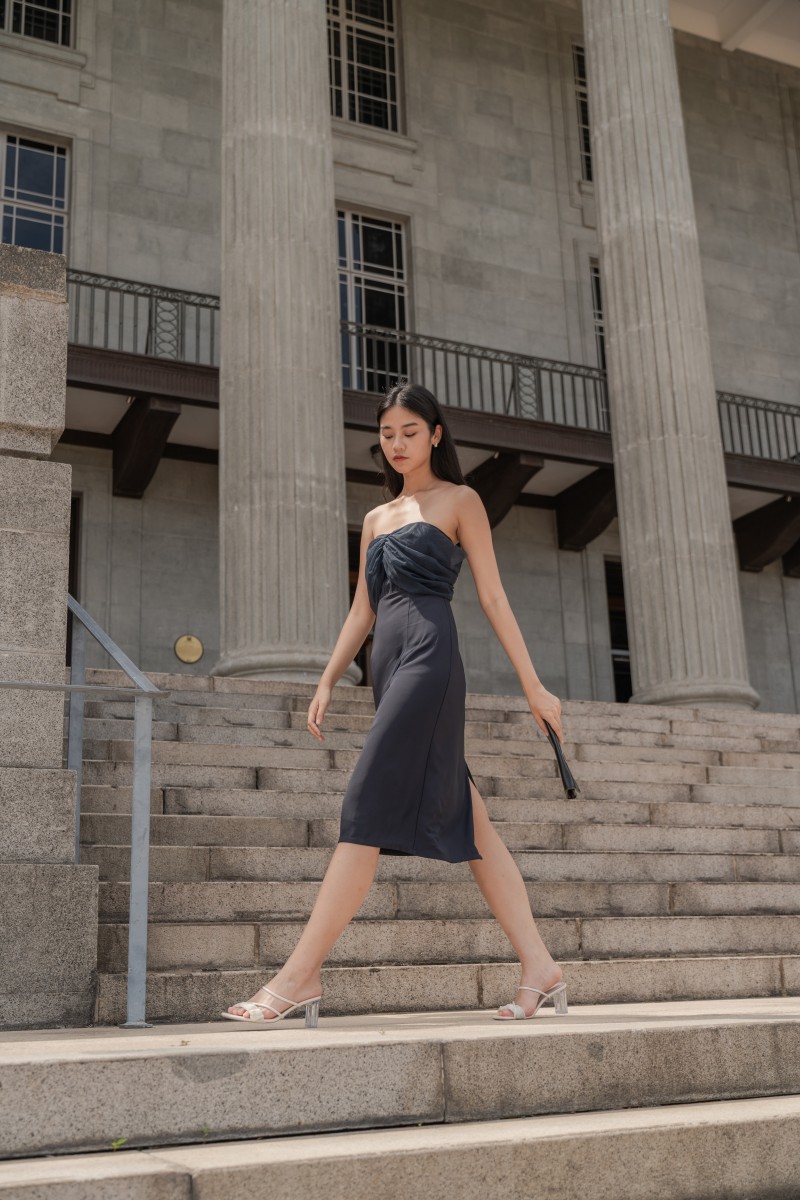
<box><xmin>0</xmin><ymin>595</ymin><xmax>166</xmax><ymax>1029</ymax></box>
<box><xmin>340</xmin><ymin>320</ymin><xmax>611</xmax><ymax>428</ymax></box>
<box><xmin>65</xmin><ymin>268</ymin><xmax>800</xmax><ymax>463</ymax></box>
<box><xmin>67</xmin><ymin>269</ymin><xmax>220</xmax><ymax>366</ymax></box>
<box><xmin>718</xmin><ymin>391</ymin><xmax>800</xmax><ymax>463</ymax></box>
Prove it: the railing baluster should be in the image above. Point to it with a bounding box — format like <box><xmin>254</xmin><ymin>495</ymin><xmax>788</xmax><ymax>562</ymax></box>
<box><xmin>66</xmin><ymin>618</ymin><xmax>87</xmax><ymax>865</ymax></box>
<box><xmin>123</xmin><ymin>692</ymin><xmax>154</xmax><ymax>1028</ymax></box>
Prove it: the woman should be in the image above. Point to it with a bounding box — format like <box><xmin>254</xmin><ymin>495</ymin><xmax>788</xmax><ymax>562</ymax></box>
<box><xmin>223</xmin><ymin>383</ymin><xmax>566</xmax><ymax>1026</ymax></box>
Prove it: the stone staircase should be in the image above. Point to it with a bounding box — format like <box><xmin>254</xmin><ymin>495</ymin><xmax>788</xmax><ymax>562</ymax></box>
<box><xmin>2</xmin><ymin>669</ymin><xmax>800</xmax><ymax>1197</ymax></box>
<box><xmin>73</xmin><ymin>670</ymin><xmax>800</xmax><ymax>1024</ymax></box>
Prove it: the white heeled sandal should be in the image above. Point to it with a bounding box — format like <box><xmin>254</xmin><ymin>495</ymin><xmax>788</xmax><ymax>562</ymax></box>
<box><xmin>493</xmin><ymin>981</ymin><xmax>568</xmax><ymax>1020</ymax></box>
<box><xmin>221</xmin><ymin>984</ymin><xmax>322</xmax><ymax>1028</ymax></box>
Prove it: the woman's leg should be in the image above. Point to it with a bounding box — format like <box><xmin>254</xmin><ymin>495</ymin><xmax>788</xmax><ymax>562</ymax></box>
<box><xmin>227</xmin><ymin>841</ymin><xmax>381</xmax><ymax>1018</ymax></box>
<box><xmin>467</xmin><ymin>779</ymin><xmax>563</xmax><ymax>1016</ymax></box>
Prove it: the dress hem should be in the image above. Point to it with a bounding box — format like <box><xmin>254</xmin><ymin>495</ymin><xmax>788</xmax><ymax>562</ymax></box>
<box><xmin>337</xmin><ymin>836</ymin><xmax>483</xmax><ymax>864</ymax></box>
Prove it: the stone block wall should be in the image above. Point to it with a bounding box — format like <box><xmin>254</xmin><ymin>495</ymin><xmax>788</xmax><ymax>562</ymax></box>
<box><xmin>0</xmin><ymin>244</ymin><xmax>98</xmax><ymax>1030</ymax></box>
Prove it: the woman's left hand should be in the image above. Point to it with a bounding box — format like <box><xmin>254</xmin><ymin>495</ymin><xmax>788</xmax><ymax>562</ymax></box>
<box><xmin>528</xmin><ymin>685</ymin><xmax>563</xmax><ymax>742</ymax></box>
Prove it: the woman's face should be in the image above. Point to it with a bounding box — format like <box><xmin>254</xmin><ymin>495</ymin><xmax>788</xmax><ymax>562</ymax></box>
<box><xmin>379</xmin><ymin>405</ymin><xmax>441</xmax><ymax>472</ymax></box>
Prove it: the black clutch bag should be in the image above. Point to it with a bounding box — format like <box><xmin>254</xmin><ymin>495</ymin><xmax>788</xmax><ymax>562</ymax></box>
<box><xmin>543</xmin><ymin>719</ymin><xmax>580</xmax><ymax>798</ymax></box>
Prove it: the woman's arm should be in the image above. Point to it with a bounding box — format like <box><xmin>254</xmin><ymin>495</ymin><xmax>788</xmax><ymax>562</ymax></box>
<box><xmin>456</xmin><ymin>486</ymin><xmax>564</xmax><ymax>742</ymax></box>
<box><xmin>307</xmin><ymin>514</ymin><xmax>377</xmax><ymax>742</ymax></box>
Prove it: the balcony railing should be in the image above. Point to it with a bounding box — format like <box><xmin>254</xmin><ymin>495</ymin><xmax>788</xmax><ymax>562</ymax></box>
<box><xmin>66</xmin><ymin>268</ymin><xmax>800</xmax><ymax>464</ymax></box>
<box><xmin>68</xmin><ymin>269</ymin><xmax>220</xmax><ymax>366</ymax></box>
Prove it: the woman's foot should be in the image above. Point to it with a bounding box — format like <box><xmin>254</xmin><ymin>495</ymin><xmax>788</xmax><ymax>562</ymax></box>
<box><xmin>226</xmin><ymin>966</ymin><xmax>323</xmax><ymax>1021</ymax></box>
<box><xmin>496</xmin><ymin>959</ymin><xmax>563</xmax><ymax>1018</ymax></box>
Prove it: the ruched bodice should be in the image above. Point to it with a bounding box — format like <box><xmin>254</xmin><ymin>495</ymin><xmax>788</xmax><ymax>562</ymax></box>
<box><xmin>366</xmin><ymin>521</ymin><xmax>467</xmax><ymax>612</ymax></box>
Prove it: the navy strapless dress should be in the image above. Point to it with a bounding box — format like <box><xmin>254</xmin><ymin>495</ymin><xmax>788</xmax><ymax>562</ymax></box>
<box><xmin>338</xmin><ymin>521</ymin><xmax>482</xmax><ymax>863</ymax></box>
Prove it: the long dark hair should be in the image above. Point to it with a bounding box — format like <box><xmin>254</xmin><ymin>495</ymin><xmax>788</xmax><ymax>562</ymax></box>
<box><xmin>376</xmin><ymin>383</ymin><xmax>465</xmax><ymax>499</ymax></box>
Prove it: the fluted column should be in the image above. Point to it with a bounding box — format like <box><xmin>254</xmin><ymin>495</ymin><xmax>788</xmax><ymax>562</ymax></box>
<box><xmin>582</xmin><ymin>0</ymin><xmax>758</xmax><ymax>707</ymax></box>
<box><xmin>216</xmin><ymin>0</ymin><xmax>357</xmax><ymax>682</ymax></box>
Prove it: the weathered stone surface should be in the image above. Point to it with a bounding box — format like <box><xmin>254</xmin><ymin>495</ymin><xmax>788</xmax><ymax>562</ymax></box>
<box><xmin>0</xmin><ymin>245</ymin><xmax>67</xmax><ymax>455</ymax></box>
<box><xmin>0</xmin><ymin>862</ymin><xmax>98</xmax><ymax>1029</ymax></box>
<box><xmin>0</xmin><ymin>768</ymin><xmax>76</xmax><ymax>863</ymax></box>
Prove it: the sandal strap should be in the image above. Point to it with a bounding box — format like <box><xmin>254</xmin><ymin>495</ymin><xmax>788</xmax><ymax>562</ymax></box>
<box><xmin>239</xmin><ymin>999</ymin><xmax>285</xmax><ymax>1017</ymax></box>
<box><xmin>500</xmin><ymin>1001</ymin><xmax>526</xmax><ymax>1018</ymax></box>
<box><xmin>255</xmin><ymin>985</ymin><xmax>295</xmax><ymax>1006</ymax></box>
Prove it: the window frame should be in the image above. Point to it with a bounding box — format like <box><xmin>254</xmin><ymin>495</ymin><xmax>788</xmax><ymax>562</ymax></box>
<box><xmin>572</xmin><ymin>43</ymin><xmax>592</xmax><ymax>185</ymax></box>
<box><xmin>589</xmin><ymin>255</ymin><xmax>605</xmax><ymax>372</ymax></box>
<box><xmin>0</xmin><ymin>129</ymin><xmax>71</xmax><ymax>257</ymax></box>
<box><xmin>327</xmin><ymin>0</ymin><xmax>403</xmax><ymax>136</ymax></box>
<box><xmin>0</xmin><ymin>0</ymin><xmax>74</xmax><ymax>48</ymax></box>
<box><xmin>337</xmin><ymin>204</ymin><xmax>409</xmax><ymax>394</ymax></box>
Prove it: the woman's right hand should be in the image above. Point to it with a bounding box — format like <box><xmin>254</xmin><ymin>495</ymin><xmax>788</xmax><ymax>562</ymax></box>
<box><xmin>528</xmin><ymin>684</ymin><xmax>563</xmax><ymax>743</ymax></box>
<box><xmin>307</xmin><ymin>682</ymin><xmax>332</xmax><ymax>742</ymax></box>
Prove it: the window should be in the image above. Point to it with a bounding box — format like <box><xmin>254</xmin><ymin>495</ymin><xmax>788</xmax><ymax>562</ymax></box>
<box><xmin>0</xmin><ymin>0</ymin><xmax>73</xmax><ymax>47</ymax></box>
<box><xmin>572</xmin><ymin>44</ymin><xmax>592</xmax><ymax>183</ymax></box>
<box><xmin>605</xmin><ymin>559</ymin><xmax>632</xmax><ymax>702</ymax></box>
<box><xmin>328</xmin><ymin>0</ymin><xmax>399</xmax><ymax>133</ymax></box>
<box><xmin>338</xmin><ymin>207</ymin><xmax>407</xmax><ymax>393</ymax></box>
<box><xmin>590</xmin><ymin>257</ymin><xmax>605</xmax><ymax>371</ymax></box>
<box><xmin>1</xmin><ymin>134</ymin><xmax>68</xmax><ymax>254</ymax></box>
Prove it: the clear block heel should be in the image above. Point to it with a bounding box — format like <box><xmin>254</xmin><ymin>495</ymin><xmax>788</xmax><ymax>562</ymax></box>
<box><xmin>304</xmin><ymin>997</ymin><xmax>320</xmax><ymax>1028</ymax></box>
<box><xmin>493</xmin><ymin>980</ymin><xmax>568</xmax><ymax>1020</ymax></box>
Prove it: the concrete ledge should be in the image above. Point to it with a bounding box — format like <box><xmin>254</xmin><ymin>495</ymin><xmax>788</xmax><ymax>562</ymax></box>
<box><xmin>2</xmin><ymin>1093</ymin><xmax>793</xmax><ymax>1200</ymax></box>
<box><xmin>2</xmin><ymin>999</ymin><xmax>800</xmax><ymax>1158</ymax></box>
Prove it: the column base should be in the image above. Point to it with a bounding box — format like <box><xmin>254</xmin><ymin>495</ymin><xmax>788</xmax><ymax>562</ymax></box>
<box><xmin>630</xmin><ymin>679</ymin><xmax>760</xmax><ymax>709</ymax></box>
<box><xmin>212</xmin><ymin>647</ymin><xmax>362</xmax><ymax>686</ymax></box>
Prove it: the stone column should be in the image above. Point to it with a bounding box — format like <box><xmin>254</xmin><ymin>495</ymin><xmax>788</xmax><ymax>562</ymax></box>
<box><xmin>582</xmin><ymin>0</ymin><xmax>759</xmax><ymax>707</ymax></box>
<box><xmin>0</xmin><ymin>244</ymin><xmax>98</xmax><ymax>1028</ymax></box>
<box><xmin>215</xmin><ymin>0</ymin><xmax>358</xmax><ymax>682</ymax></box>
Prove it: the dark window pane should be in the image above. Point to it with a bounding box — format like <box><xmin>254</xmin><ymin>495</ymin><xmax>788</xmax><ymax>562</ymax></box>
<box><xmin>16</xmin><ymin>141</ymin><xmax>56</xmax><ymax>204</ymax></box>
<box><xmin>363</xmin><ymin>284</ymin><xmax>397</xmax><ymax>328</ymax></box>
<box><xmin>12</xmin><ymin>206</ymin><xmax>55</xmax><ymax>250</ymax></box>
<box><xmin>361</xmin><ymin>221</ymin><xmax>394</xmax><ymax>272</ymax></box>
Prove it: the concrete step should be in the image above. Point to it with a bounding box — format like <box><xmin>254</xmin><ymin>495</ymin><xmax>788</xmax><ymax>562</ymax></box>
<box><xmin>3</xmin><ymin>1093</ymin><xmax>798</xmax><ymax>1199</ymax></box>
<box><xmin>82</xmin><ymin>843</ymin><xmax>800</xmax><ymax>883</ymax></box>
<box><xmin>80</xmin><ymin>812</ymin><xmax>786</xmax><ymax>854</ymax></box>
<box><xmin>83</xmin><ymin>668</ymin><xmax>800</xmax><ymax>726</ymax></box>
<box><xmin>156</xmin><ymin>786</ymin><xmax>800</xmax><ymax>830</ymax></box>
<box><xmin>93</xmin><ymin>955</ymin><xmax>800</xmax><ymax>1024</ymax></box>
<box><xmin>95</xmin><ymin>908</ymin><xmax>800</xmax><ymax>973</ymax></box>
<box><xmin>96</xmin><ymin>738</ymin><xmax>800</xmax><ymax>785</ymax></box>
<box><xmin>95</xmin><ymin>912</ymin><xmax>800</xmax><ymax>973</ymax></box>
<box><xmin>82</xmin><ymin>761</ymin><xmax>259</xmax><ymax>788</ymax></box>
<box><xmin>77</xmin><ymin>715</ymin><xmax>789</xmax><ymax>757</ymax></box>
<box><xmin>2</xmin><ymin>999</ymin><xmax>800</xmax><ymax>1161</ymax></box>
<box><xmin>96</xmin><ymin>878</ymin><xmax>800</xmax><ymax>923</ymax></box>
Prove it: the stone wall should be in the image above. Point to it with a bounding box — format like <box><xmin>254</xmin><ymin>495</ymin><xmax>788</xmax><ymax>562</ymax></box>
<box><xmin>2</xmin><ymin>0</ymin><xmax>799</xmax><ymax>389</ymax></box>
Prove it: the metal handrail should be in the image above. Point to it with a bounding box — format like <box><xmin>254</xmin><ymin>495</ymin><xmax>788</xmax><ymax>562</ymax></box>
<box><xmin>0</xmin><ymin>594</ymin><xmax>167</xmax><ymax>1029</ymax></box>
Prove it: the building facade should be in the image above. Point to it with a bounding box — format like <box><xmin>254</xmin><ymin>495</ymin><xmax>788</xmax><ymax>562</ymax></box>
<box><xmin>2</xmin><ymin>0</ymin><xmax>800</xmax><ymax>709</ymax></box>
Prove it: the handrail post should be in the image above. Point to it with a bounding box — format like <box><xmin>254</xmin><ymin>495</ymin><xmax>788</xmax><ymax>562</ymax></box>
<box><xmin>66</xmin><ymin>618</ymin><xmax>87</xmax><ymax>865</ymax></box>
<box><xmin>122</xmin><ymin>692</ymin><xmax>154</xmax><ymax>1028</ymax></box>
